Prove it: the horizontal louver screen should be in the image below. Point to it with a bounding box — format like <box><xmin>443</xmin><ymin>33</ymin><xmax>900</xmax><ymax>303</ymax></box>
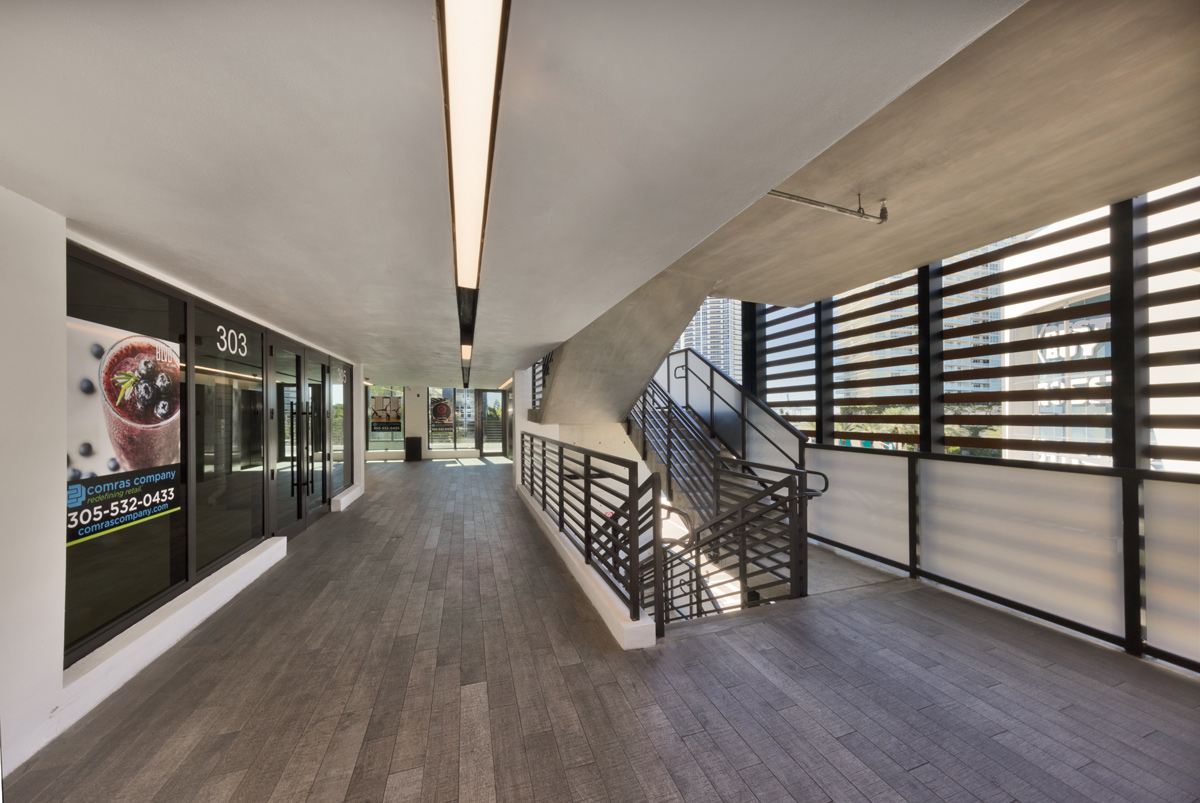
<box><xmin>1144</xmin><ymin>180</ymin><xmax>1200</xmax><ymax>473</ymax></box>
<box><xmin>830</xmin><ymin>270</ymin><xmax>919</xmax><ymax>450</ymax></box>
<box><xmin>762</xmin><ymin>303</ymin><xmax>817</xmax><ymax>438</ymax></box>
<box><xmin>941</xmin><ymin>207</ymin><xmax>1113</xmax><ymax>464</ymax></box>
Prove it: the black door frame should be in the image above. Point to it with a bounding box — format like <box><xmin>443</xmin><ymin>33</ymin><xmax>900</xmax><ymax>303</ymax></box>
<box><xmin>304</xmin><ymin>348</ymin><xmax>332</xmax><ymax>522</ymax></box>
<box><xmin>267</xmin><ymin>335</ymin><xmax>331</xmax><ymax>539</ymax></box>
<box><xmin>476</xmin><ymin>389</ymin><xmax>508</xmax><ymax>456</ymax></box>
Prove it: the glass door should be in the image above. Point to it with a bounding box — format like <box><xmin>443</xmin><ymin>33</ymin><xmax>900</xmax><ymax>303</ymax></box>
<box><xmin>305</xmin><ymin>355</ymin><xmax>328</xmax><ymax>515</ymax></box>
<box><xmin>268</xmin><ymin>338</ymin><xmax>330</xmax><ymax>538</ymax></box>
<box><xmin>480</xmin><ymin>390</ymin><xmax>505</xmax><ymax>455</ymax></box>
<box><xmin>271</xmin><ymin>343</ymin><xmax>303</xmax><ymax>537</ymax></box>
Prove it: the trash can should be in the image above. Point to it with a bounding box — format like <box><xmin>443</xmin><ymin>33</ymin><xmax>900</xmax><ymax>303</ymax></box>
<box><xmin>405</xmin><ymin>436</ymin><xmax>422</xmax><ymax>462</ymax></box>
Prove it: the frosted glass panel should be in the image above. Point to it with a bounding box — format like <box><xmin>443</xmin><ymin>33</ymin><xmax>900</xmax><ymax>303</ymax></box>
<box><xmin>1145</xmin><ymin>480</ymin><xmax>1200</xmax><ymax>662</ymax></box>
<box><xmin>921</xmin><ymin>461</ymin><xmax>1123</xmax><ymax>635</ymax></box>
<box><xmin>664</xmin><ymin>352</ymin><xmax>688</xmax><ymax>408</ymax></box>
<box><xmin>653</xmin><ymin>359</ymin><xmax>669</xmax><ymax>391</ymax></box>
<box><xmin>745</xmin><ymin>402</ymin><xmax>800</xmax><ymax>477</ymax></box>
<box><xmin>807</xmin><ymin>449</ymin><xmax>908</xmax><ymax>564</ymax></box>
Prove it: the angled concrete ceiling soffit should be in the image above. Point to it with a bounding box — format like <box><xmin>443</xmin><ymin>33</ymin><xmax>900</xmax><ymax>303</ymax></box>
<box><xmin>674</xmin><ymin>0</ymin><xmax>1200</xmax><ymax>309</ymax></box>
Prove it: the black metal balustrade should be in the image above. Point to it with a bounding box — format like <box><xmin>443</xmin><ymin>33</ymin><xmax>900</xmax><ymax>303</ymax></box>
<box><xmin>519</xmin><ymin>422</ymin><xmax>827</xmax><ymax>637</ymax></box>
<box><xmin>659</xmin><ymin>348</ymin><xmax>808</xmax><ymax>470</ymax></box>
<box><xmin>519</xmin><ymin>432</ymin><xmax>641</xmax><ymax>620</ymax></box>
<box><xmin>530</xmin><ymin>352</ymin><xmax>551</xmax><ymax>410</ymax></box>
<box><xmin>637</xmin><ymin>458</ymin><xmax>827</xmax><ymax>637</ymax></box>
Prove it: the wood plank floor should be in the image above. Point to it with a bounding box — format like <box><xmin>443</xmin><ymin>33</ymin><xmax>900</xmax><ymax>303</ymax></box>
<box><xmin>8</xmin><ymin>460</ymin><xmax>1200</xmax><ymax>803</ymax></box>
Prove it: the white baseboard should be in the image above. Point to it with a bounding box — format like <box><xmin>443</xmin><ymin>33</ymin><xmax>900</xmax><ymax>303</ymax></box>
<box><xmin>332</xmin><ymin>483</ymin><xmax>365</xmax><ymax>511</ymax></box>
<box><xmin>516</xmin><ymin>487</ymin><xmax>656</xmax><ymax>650</ymax></box>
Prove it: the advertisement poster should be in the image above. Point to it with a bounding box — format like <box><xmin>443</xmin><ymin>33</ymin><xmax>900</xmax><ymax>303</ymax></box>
<box><xmin>66</xmin><ymin>317</ymin><xmax>183</xmax><ymax>546</ymax></box>
<box><xmin>430</xmin><ymin>396</ymin><xmax>454</xmax><ymax>439</ymax></box>
<box><xmin>370</xmin><ymin>394</ymin><xmax>402</xmax><ymax>432</ymax></box>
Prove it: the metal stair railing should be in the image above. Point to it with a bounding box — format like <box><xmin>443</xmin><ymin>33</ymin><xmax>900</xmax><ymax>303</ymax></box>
<box><xmin>639</xmin><ymin>473</ymin><xmax>806</xmax><ymax>635</ymax></box>
<box><xmin>630</xmin><ymin>380</ymin><xmax>721</xmax><ymax>519</ymax></box>
<box><xmin>519</xmin><ymin>432</ymin><xmax>641</xmax><ymax>621</ymax></box>
<box><xmin>662</xmin><ymin>348</ymin><xmax>808</xmax><ymax>470</ymax></box>
<box><xmin>626</xmin><ymin>353</ymin><xmax>830</xmax><ymax>635</ymax></box>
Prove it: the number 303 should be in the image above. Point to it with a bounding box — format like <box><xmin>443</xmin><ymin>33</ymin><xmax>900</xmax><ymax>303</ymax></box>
<box><xmin>216</xmin><ymin>325</ymin><xmax>248</xmax><ymax>356</ymax></box>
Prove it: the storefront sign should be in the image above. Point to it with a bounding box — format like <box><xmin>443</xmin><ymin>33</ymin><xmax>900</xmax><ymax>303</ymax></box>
<box><xmin>67</xmin><ymin>317</ymin><xmax>183</xmax><ymax>546</ymax></box>
<box><xmin>371</xmin><ymin>394</ymin><xmax>403</xmax><ymax>432</ymax></box>
<box><xmin>67</xmin><ymin>466</ymin><xmax>182</xmax><ymax>545</ymax></box>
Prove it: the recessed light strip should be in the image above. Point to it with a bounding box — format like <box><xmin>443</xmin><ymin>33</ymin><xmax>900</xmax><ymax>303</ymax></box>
<box><xmin>438</xmin><ymin>0</ymin><xmax>511</xmax><ymax>390</ymax></box>
<box><xmin>443</xmin><ymin>0</ymin><xmax>507</xmax><ymax>291</ymax></box>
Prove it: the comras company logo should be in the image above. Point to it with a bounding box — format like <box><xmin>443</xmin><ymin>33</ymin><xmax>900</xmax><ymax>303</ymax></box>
<box><xmin>67</xmin><ymin>484</ymin><xmax>86</xmax><ymax>509</ymax></box>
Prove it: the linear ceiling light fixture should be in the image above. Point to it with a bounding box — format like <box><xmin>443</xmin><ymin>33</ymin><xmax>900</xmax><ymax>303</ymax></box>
<box><xmin>438</xmin><ymin>0</ymin><xmax>511</xmax><ymax>391</ymax></box>
<box><xmin>767</xmin><ymin>190</ymin><xmax>888</xmax><ymax>224</ymax></box>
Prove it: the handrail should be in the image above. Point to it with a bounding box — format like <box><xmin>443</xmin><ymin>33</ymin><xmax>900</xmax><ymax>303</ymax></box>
<box><xmin>633</xmin><ymin>382</ymin><xmax>721</xmax><ymax>518</ymax></box>
<box><xmin>644</xmin><ymin>382</ymin><xmax>719</xmax><ymax>457</ymax></box>
<box><xmin>669</xmin><ymin>355</ymin><xmax>802</xmax><ymax>469</ymax></box>
<box><xmin>718</xmin><ymin>456</ymin><xmax>829</xmax><ymax>497</ymax></box>
<box><xmin>646</xmin><ymin>471</ymin><xmax>806</xmax><ymax>626</ymax></box>
<box><xmin>523</xmin><ymin>432</ymin><xmax>639</xmax><ymax>473</ymax></box>
<box><xmin>686</xmin><ymin>476</ymin><xmax>791</xmax><ymax>551</ymax></box>
<box><xmin>520</xmin><ymin>432</ymin><xmax>641</xmax><ymax>621</ymax></box>
<box><xmin>668</xmin><ymin>347</ymin><xmax>809</xmax><ymax>446</ymax></box>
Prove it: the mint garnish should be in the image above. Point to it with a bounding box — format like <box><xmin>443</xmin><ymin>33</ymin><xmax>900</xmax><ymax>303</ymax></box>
<box><xmin>111</xmin><ymin>371</ymin><xmax>139</xmax><ymax>405</ymax></box>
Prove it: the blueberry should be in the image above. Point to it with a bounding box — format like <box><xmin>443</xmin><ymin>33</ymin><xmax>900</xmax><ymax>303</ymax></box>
<box><xmin>80</xmin><ymin>378</ymin><xmax>95</xmax><ymax>394</ymax></box>
<box><xmin>69</xmin><ymin>467</ymin><xmax>82</xmax><ymax>481</ymax></box>
<box><xmin>135</xmin><ymin>381</ymin><xmax>155</xmax><ymax>406</ymax></box>
<box><xmin>154</xmin><ymin>399</ymin><xmax>171</xmax><ymax>419</ymax></box>
<box><xmin>107</xmin><ymin>458</ymin><xmax>120</xmax><ymax>472</ymax></box>
<box><xmin>79</xmin><ymin>442</ymin><xmax>93</xmax><ymax>457</ymax></box>
<box><xmin>136</xmin><ymin>358</ymin><xmax>158</xmax><ymax>380</ymax></box>
<box><xmin>85</xmin><ymin>472</ymin><xmax>97</xmax><ymax>479</ymax></box>
<box><xmin>154</xmin><ymin>372</ymin><xmax>171</xmax><ymax>393</ymax></box>
<box><xmin>90</xmin><ymin>343</ymin><xmax>104</xmax><ymax>359</ymax></box>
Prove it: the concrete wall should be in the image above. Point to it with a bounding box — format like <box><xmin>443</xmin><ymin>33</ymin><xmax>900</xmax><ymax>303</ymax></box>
<box><xmin>539</xmin><ymin>269</ymin><xmax>712</xmax><ymax>425</ymax></box>
<box><xmin>512</xmin><ymin>366</ymin><xmax>653</xmax><ymax>492</ymax></box>
<box><xmin>0</xmin><ymin>182</ymin><xmax>369</xmax><ymax>775</ymax></box>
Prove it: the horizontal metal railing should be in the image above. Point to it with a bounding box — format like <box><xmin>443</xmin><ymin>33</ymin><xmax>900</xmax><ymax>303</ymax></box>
<box><xmin>520</xmin><ymin>431</ymin><xmax>641</xmax><ymax>620</ymax></box>
<box><xmin>640</xmin><ymin>471</ymin><xmax>809</xmax><ymax>634</ymax></box>
<box><xmin>630</xmin><ymin>380</ymin><xmax>720</xmax><ymax>518</ymax></box>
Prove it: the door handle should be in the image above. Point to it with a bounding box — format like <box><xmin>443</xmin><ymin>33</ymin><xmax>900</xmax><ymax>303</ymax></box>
<box><xmin>288</xmin><ymin>401</ymin><xmax>297</xmax><ymax>498</ymax></box>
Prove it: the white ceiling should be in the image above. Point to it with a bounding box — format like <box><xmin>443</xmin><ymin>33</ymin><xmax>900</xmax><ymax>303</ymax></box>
<box><xmin>0</xmin><ymin>0</ymin><xmax>1024</xmax><ymax>388</ymax></box>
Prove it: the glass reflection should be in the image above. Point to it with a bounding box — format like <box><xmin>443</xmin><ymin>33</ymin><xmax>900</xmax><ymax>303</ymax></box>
<box><xmin>195</xmin><ymin>310</ymin><xmax>263</xmax><ymax>569</ymax></box>
<box><xmin>275</xmin><ymin>349</ymin><xmax>301</xmax><ymax>531</ymax></box>
<box><xmin>306</xmin><ymin>359</ymin><xmax>326</xmax><ymax>512</ymax></box>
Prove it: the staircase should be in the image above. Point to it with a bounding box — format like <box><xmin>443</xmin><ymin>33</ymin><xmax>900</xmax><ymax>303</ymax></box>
<box><xmin>629</xmin><ymin>349</ymin><xmax>828</xmax><ymax>628</ymax></box>
<box><xmin>518</xmin><ymin>348</ymin><xmax>827</xmax><ymax>638</ymax></box>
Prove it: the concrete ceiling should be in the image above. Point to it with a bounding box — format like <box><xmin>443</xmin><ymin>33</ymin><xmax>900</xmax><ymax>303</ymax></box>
<box><xmin>0</xmin><ymin>0</ymin><xmax>1025</xmax><ymax>388</ymax></box>
<box><xmin>682</xmin><ymin>0</ymin><xmax>1200</xmax><ymax>306</ymax></box>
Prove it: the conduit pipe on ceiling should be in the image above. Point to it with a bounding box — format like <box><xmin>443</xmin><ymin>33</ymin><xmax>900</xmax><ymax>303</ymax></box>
<box><xmin>767</xmin><ymin>189</ymin><xmax>888</xmax><ymax>224</ymax></box>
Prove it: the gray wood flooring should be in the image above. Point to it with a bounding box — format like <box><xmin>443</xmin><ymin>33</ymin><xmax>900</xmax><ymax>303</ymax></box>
<box><xmin>7</xmin><ymin>460</ymin><xmax>1200</xmax><ymax>802</ymax></box>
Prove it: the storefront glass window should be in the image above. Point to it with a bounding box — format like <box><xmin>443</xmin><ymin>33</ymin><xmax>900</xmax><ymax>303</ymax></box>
<box><xmin>331</xmin><ymin>360</ymin><xmax>351</xmax><ymax>493</ymax></box>
<box><xmin>368</xmin><ymin>385</ymin><xmax>404</xmax><ymax>449</ymax></box>
<box><xmin>194</xmin><ymin>308</ymin><xmax>264</xmax><ymax>570</ymax></box>
<box><xmin>65</xmin><ymin>257</ymin><xmax>187</xmax><ymax>652</ymax></box>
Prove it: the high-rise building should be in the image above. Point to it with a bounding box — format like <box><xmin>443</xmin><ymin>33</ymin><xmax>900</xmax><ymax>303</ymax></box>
<box><xmin>676</xmin><ymin>297</ymin><xmax>743</xmax><ymax>383</ymax></box>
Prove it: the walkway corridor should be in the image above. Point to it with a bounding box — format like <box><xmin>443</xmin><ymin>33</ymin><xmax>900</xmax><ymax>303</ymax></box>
<box><xmin>7</xmin><ymin>461</ymin><xmax>1200</xmax><ymax>802</ymax></box>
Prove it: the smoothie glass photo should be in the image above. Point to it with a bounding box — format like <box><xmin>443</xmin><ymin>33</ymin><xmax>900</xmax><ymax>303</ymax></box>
<box><xmin>99</xmin><ymin>335</ymin><xmax>181</xmax><ymax>470</ymax></box>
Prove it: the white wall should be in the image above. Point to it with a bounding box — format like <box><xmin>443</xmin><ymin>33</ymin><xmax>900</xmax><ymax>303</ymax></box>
<box><xmin>0</xmin><ymin>183</ymin><xmax>368</xmax><ymax>775</ymax></box>
<box><xmin>0</xmin><ymin>185</ymin><xmax>68</xmax><ymax>774</ymax></box>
